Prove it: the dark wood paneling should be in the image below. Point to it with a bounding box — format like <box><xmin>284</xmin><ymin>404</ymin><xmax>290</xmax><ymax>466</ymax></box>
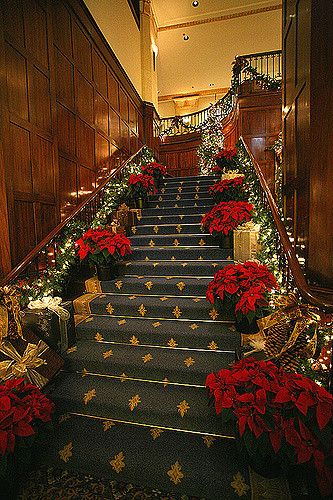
<box><xmin>160</xmin><ymin>133</ymin><xmax>202</xmax><ymax>177</ymax></box>
<box><xmin>0</xmin><ymin>0</ymin><xmax>144</xmax><ymax>275</ymax></box>
<box><xmin>30</xmin><ymin>66</ymin><xmax>52</xmax><ymax>132</ymax></box>
<box><xmin>55</xmin><ymin>49</ymin><xmax>74</xmax><ymax>108</ymax></box>
<box><xmin>10</xmin><ymin>124</ymin><xmax>33</xmax><ymax>193</ymax></box>
<box><xmin>57</xmin><ymin>104</ymin><xmax>76</xmax><ymax>156</ymax></box>
<box><xmin>59</xmin><ymin>156</ymin><xmax>77</xmax><ymax>220</ymax></box>
<box><xmin>92</xmin><ymin>49</ymin><xmax>107</xmax><ymax>98</ymax></box>
<box><xmin>13</xmin><ymin>201</ymin><xmax>36</xmax><ymax>264</ymax></box>
<box><xmin>72</xmin><ymin>21</ymin><xmax>92</xmax><ymax>80</ymax></box>
<box><xmin>23</xmin><ymin>0</ymin><xmax>49</xmax><ymax>69</ymax></box>
<box><xmin>94</xmin><ymin>91</ymin><xmax>109</xmax><ymax>136</ymax></box>
<box><xmin>283</xmin><ymin>0</ymin><xmax>333</xmax><ymax>287</ymax></box>
<box><xmin>5</xmin><ymin>43</ymin><xmax>29</xmax><ymax>120</ymax></box>
<box><xmin>76</xmin><ymin>118</ymin><xmax>94</xmax><ymax>169</ymax></box>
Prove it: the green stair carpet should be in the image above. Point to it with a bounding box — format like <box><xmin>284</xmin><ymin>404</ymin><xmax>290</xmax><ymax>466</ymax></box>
<box><xmin>36</xmin><ymin>174</ymin><xmax>253</xmax><ymax>499</ymax></box>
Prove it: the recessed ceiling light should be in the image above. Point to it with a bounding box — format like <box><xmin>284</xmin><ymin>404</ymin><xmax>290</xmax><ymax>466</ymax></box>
<box><xmin>209</xmin><ymin>83</ymin><xmax>215</xmax><ymax>86</ymax></box>
<box><xmin>192</xmin><ymin>1</ymin><xmax>199</xmax><ymax>6</ymax></box>
<box><xmin>183</xmin><ymin>33</ymin><xmax>190</xmax><ymax>40</ymax></box>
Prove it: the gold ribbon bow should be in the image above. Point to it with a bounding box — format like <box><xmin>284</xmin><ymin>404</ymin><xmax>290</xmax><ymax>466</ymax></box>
<box><xmin>257</xmin><ymin>293</ymin><xmax>320</xmax><ymax>369</ymax></box>
<box><xmin>0</xmin><ymin>340</ymin><xmax>48</xmax><ymax>388</ymax></box>
<box><xmin>0</xmin><ymin>286</ymin><xmax>24</xmax><ymax>345</ymax></box>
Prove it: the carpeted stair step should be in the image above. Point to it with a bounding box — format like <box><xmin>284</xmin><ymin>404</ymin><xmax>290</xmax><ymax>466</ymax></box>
<box><xmin>159</xmin><ymin>183</ymin><xmax>214</xmax><ymax>194</ymax></box>
<box><xmin>118</xmin><ymin>259</ymin><xmax>232</xmax><ymax>276</ymax></box>
<box><xmin>76</xmin><ymin>315</ymin><xmax>239</xmax><ymax>351</ymax></box>
<box><xmin>130</xmin><ymin>222</ymin><xmax>203</xmax><ymax>235</ymax></box>
<box><xmin>47</xmin><ymin>371</ymin><xmax>233</xmax><ymax>436</ymax></box>
<box><xmin>129</xmin><ymin>234</ymin><xmax>215</xmax><ymax>248</ymax></box>
<box><xmin>128</xmin><ymin>246</ymin><xmax>232</xmax><ymax>261</ymax></box>
<box><xmin>100</xmin><ymin>276</ymin><xmax>212</xmax><ymax>296</ymax></box>
<box><xmin>163</xmin><ymin>174</ymin><xmax>219</xmax><ymax>184</ymax></box>
<box><xmin>63</xmin><ymin>341</ymin><xmax>236</xmax><ymax>385</ymax></box>
<box><xmin>142</xmin><ymin>205</ymin><xmax>212</xmax><ymax>217</ymax></box>
<box><xmin>148</xmin><ymin>198</ymin><xmax>213</xmax><ymax>209</ymax></box>
<box><xmin>150</xmin><ymin>192</ymin><xmax>211</xmax><ymax>202</ymax></box>
<box><xmin>138</xmin><ymin>213</ymin><xmax>205</xmax><ymax>225</ymax></box>
<box><xmin>78</xmin><ymin>292</ymin><xmax>229</xmax><ymax>322</ymax></box>
<box><xmin>36</xmin><ymin>413</ymin><xmax>250</xmax><ymax>500</ymax></box>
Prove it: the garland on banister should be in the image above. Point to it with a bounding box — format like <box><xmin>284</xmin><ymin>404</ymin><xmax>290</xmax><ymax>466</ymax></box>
<box><xmin>15</xmin><ymin>147</ymin><xmax>155</xmax><ymax>305</ymax></box>
<box><xmin>236</xmin><ymin>139</ymin><xmax>286</xmax><ymax>285</ymax></box>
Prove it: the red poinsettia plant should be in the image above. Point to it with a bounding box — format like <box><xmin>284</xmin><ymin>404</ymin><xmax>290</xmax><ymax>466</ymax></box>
<box><xmin>141</xmin><ymin>162</ymin><xmax>167</xmax><ymax>189</ymax></box>
<box><xmin>206</xmin><ymin>261</ymin><xmax>278</xmax><ymax>322</ymax></box>
<box><xmin>201</xmin><ymin>201</ymin><xmax>254</xmax><ymax>236</ymax></box>
<box><xmin>0</xmin><ymin>377</ymin><xmax>54</xmax><ymax>458</ymax></box>
<box><xmin>206</xmin><ymin>358</ymin><xmax>333</xmax><ymax>497</ymax></box>
<box><xmin>75</xmin><ymin>227</ymin><xmax>132</xmax><ymax>266</ymax></box>
<box><xmin>213</xmin><ymin>147</ymin><xmax>238</xmax><ymax>171</ymax></box>
<box><xmin>127</xmin><ymin>173</ymin><xmax>156</xmax><ymax>198</ymax></box>
<box><xmin>209</xmin><ymin>176</ymin><xmax>248</xmax><ymax>202</ymax></box>
<box><xmin>141</xmin><ymin>162</ymin><xmax>167</xmax><ymax>177</ymax></box>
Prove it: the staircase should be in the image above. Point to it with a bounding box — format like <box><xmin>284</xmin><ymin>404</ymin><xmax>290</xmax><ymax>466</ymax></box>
<box><xmin>39</xmin><ymin>175</ymin><xmax>251</xmax><ymax>499</ymax></box>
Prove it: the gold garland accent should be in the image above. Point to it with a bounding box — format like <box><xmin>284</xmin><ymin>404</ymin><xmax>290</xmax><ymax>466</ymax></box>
<box><xmin>0</xmin><ymin>340</ymin><xmax>48</xmax><ymax>387</ymax></box>
<box><xmin>257</xmin><ymin>293</ymin><xmax>321</xmax><ymax>371</ymax></box>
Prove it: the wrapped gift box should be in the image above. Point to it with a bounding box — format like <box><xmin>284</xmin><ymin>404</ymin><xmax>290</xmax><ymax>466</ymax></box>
<box><xmin>233</xmin><ymin>223</ymin><xmax>260</xmax><ymax>262</ymax></box>
<box><xmin>0</xmin><ymin>328</ymin><xmax>64</xmax><ymax>388</ymax></box>
<box><xmin>20</xmin><ymin>300</ymin><xmax>76</xmax><ymax>353</ymax></box>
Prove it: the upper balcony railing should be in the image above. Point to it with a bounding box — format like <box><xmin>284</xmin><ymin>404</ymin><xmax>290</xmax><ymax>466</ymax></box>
<box><xmin>159</xmin><ymin>50</ymin><xmax>282</xmax><ymax>138</ymax></box>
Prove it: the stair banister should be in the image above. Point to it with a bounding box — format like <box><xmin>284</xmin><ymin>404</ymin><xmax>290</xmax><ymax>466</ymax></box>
<box><xmin>0</xmin><ymin>146</ymin><xmax>147</xmax><ymax>287</ymax></box>
<box><xmin>239</xmin><ymin>137</ymin><xmax>333</xmax><ymax>312</ymax></box>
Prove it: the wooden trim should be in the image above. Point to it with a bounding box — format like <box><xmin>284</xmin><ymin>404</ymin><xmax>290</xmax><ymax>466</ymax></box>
<box><xmin>158</xmin><ymin>87</ymin><xmax>229</xmax><ymax>102</ymax></box>
<box><xmin>158</xmin><ymin>4</ymin><xmax>282</xmax><ymax>32</ymax></box>
<box><xmin>241</xmin><ymin>138</ymin><xmax>333</xmax><ymax>311</ymax></box>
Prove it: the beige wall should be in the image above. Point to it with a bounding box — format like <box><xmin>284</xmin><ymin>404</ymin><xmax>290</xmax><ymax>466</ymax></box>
<box><xmin>84</xmin><ymin>0</ymin><xmax>142</xmax><ymax>95</ymax></box>
<box><xmin>157</xmin><ymin>9</ymin><xmax>282</xmax><ymax>97</ymax></box>
<box><xmin>158</xmin><ymin>92</ymin><xmax>227</xmax><ymax>118</ymax></box>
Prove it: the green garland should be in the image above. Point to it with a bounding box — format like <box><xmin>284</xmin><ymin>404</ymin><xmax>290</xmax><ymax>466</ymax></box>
<box><xmin>16</xmin><ymin>147</ymin><xmax>155</xmax><ymax>305</ymax></box>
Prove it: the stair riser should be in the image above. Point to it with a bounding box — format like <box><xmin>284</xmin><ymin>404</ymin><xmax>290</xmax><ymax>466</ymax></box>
<box><xmin>142</xmin><ymin>206</ymin><xmax>211</xmax><ymax>216</ymax></box>
<box><xmin>150</xmin><ymin>192</ymin><xmax>211</xmax><ymax>201</ymax></box>
<box><xmin>76</xmin><ymin>317</ymin><xmax>238</xmax><ymax>351</ymax></box>
<box><xmin>131</xmin><ymin>223</ymin><xmax>203</xmax><ymax>235</ymax></box>
<box><xmin>130</xmin><ymin>234</ymin><xmax>214</xmax><ymax>247</ymax></box>
<box><xmin>129</xmin><ymin>247</ymin><xmax>232</xmax><ymax>261</ymax></box>
<box><xmin>138</xmin><ymin>215</ymin><xmax>203</xmax><ymax>225</ymax></box>
<box><xmin>100</xmin><ymin>279</ymin><xmax>210</xmax><ymax>296</ymax></box>
<box><xmin>119</xmin><ymin>261</ymin><xmax>230</xmax><ymax>277</ymax></box>
<box><xmin>87</xmin><ymin>297</ymin><xmax>228</xmax><ymax>322</ymax></box>
<box><xmin>148</xmin><ymin>199</ymin><xmax>213</xmax><ymax>209</ymax></box>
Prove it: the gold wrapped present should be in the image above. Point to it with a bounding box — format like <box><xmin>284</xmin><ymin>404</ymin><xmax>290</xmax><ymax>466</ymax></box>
<box><xmin>0</xmin><ymin>329</ymin><xmax>64</xmax><ymax>388</ymax></box>
<box><xmin>233</xmin><ymin>221</ymin><xmax>260</xmax><ymax>262</ymax></box>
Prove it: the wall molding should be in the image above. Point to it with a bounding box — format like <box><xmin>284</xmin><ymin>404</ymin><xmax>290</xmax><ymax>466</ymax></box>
<box><xmin>158</xmin><ymin>4</ymin><xmax>282</xmax><ymax>32</ymax></box>
<box><xmin>158</xmin><ymin>87</ymin><xmax>229</xmax><ymax>102</ymax></box>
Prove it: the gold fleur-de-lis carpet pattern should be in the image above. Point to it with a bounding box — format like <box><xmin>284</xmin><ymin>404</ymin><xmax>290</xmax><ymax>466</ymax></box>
<box><xmin>33</xmin><ymin>175</ymin><xmax>283</xmax><ymax>499</ymax></box>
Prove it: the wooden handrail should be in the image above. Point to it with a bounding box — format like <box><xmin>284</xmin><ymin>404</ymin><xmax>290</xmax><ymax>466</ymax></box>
<box><xmin>240</xmin><ymin>137</ymin><xmax>333</xmax><ymax>312</ymax></box>
<box><xmin>1</xmin><ymin>146</ymin><xmax>146</xmax><ymax>286</ymax></box>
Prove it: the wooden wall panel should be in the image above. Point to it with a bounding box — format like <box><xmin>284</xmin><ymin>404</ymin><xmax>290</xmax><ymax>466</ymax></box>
<box><xmin>0</xmin><ymin>0</ymin><xmax>144</xmax><ymax>275</ymax></box>
<box><xmin>159</xmin><ymin>133</ymin><xmax>202</xmax><ymax>177</ymax></box>
<box><xmin>5</xmin><ymin>43</ymin><xmax>29</xmax><ymax>120</ymax></box>
<box><xmin>55</xmin><ymin>49</ymin><xmax>74</xmax><ymax>108</ymax></box>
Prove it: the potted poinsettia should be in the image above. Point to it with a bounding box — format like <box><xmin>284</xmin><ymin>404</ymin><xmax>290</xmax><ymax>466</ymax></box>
<box><xmin>141</xmin><ymin>162</ymin><xmax>167</xmax><ymax>189</ymax></box>
<box><xmin>75</xmin><ymin>227</ymin><xmax>132</xmax><ymax>280</ymax></box>
<box><xmin>206</xmin><ymin>358</ymin><xmax>333</xmax><ymax>498</ymax></box>
<box><xmin>209</xmin><ymin>176</ymin><xmax>248</xmax><ymax>202</ymax></box>
<box><xmin>127</xmin><ymin>173</ymin><xmax>156</xmax><ymax>208</ymax></box>
<box><xmin>206</xmin><ymin>261</ymin><xmax>278</xmax><ymax>332</ymax></box>
<box><xmin>201</xmin><ymin>201</ymin><xmax>254</xmax><ymax>248</ymax></box>
<box><xmin>213</xmin><ymin>147</ymin><xmax>238</xmax><ymax>171</ymax></box>
<box><xmin>0</xmin><ymin>378</ymin><xmax>54</xmax><ymax>498</ymax></box>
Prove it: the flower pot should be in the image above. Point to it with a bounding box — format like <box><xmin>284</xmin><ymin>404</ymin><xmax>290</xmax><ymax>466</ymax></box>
<box><xmin>96</xmin><ymin>264</ymin><xmax>118</xmax><ymax>281</ymax></box>
<box><xmin>135</xmin><ymin>197</ymin><xmax>148</xmax><ymax>209</ymax></box>
<box><xmin>247</xmin><ymin>453</ymin><xmax>283</xmax><ymax>479</ymax></box>
<box><xmin>235</xmin><ymin>315</ymin><xmax>259</xmax><ymax>334</ymax></box>
<box><xmin>215</xmin><ymin>233</ymin><xmax>234</xmax><ymax>249</ymax></box>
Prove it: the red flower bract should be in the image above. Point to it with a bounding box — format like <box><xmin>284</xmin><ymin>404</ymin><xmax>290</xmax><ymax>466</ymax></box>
<box><xmin>141</xmin><ymin>162</ymin><xmax>167</xmax><ymax>176</ymax></box>
<box><xmin>206</xmin><ymin>261</ymin><xmax>278</xmax><ymax>320</ymax></box>
<box><xmin>128</xmin><ymin>173</ymin><xmax>156</xmax><ymax>194</ymax></box>
<box><xmin>0</xmin><ymin>378</ymin><xmax>54</xmax><ymax>456</ymax></box>
<box><xmin>201</xmin><ymin>201</ymin><xmax>254</xmax><ymax>236</ymax></box>
<box><xmin>75</xmin><ymin>227</ymin><xmax>132</xmax><ymax>265</ymax></box>
<box><xmin>206</xmin><ymin>359</ymin><xmax>333</xmax><ymax>496</ymax></box>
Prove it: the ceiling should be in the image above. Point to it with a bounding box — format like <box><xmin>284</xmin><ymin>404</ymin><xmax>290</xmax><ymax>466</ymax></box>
<box><xmin>152</xmin><ymin>0</ymin><xmax>280</xmax><ymax>27</ymax></box>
